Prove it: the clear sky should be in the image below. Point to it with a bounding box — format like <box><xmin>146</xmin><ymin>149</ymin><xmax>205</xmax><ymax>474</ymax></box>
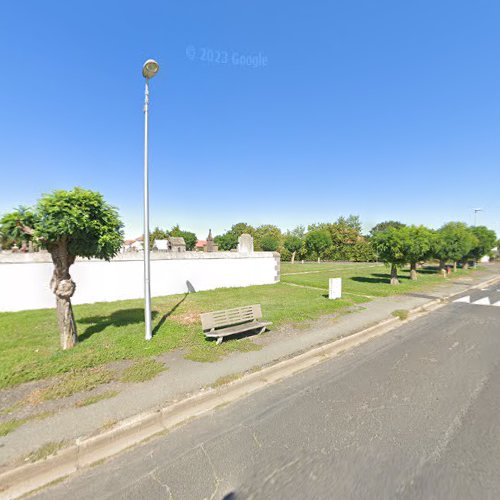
<box><xmin>1</xmin><ymin>1</ymin><xmax>499</xmax><ymax>239</ymax></box>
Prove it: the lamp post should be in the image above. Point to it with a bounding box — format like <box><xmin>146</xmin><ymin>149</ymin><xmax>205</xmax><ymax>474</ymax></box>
<box><xmin>473</xmin><ymin>208</ymin><xmax>483</xmax><ymax>227</ymax></box>
<box><xmin>142</xmin><ymin>59</ymin><xmax>160</xmax><ymax>341</ymax></box>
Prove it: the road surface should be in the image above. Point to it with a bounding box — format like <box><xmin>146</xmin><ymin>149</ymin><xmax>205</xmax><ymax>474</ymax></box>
<box><xmin>34</xmin><ymin>283</ymin><xmax>500</xmax><ymax>499</ymax></box>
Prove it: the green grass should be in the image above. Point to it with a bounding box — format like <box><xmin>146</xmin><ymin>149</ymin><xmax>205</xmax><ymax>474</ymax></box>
<box><xmin>120</xmin><ymin>359</ymin><xmax>165</xmax><ymax>383</ymax></box>
<box><xmin>211</xmin><ymin>372</ymin><xmax>244</xmax><ymax>388</ymax></box>
<box><xmin>0</xmin><ymin>262</ymin><xmax>476</xmax><ymax>390</ymax></box>
<box><xmin>25</xmin><ymin>441</ymin><xmax>66</xmax><ymax>463</ymax></box>
<box><xmin>281</xmin><ymin>262</ymin><xmax>475</xmax><ymax>298</ymax></box>
<box><xmin>392</xmin><ymin>309</ymin><xmax>410</xmax><ymax>321</ymax></box>
<box><xmin>37</xmin><ymin>367</ymin><xmax>115</xmax><ymax>401</ymax></box>
<box><xmin>0</xmin><ymin>411</ymin><xmax>54</xmax><ymax>437</ymax></box>
<box><xmin>75</xmin><ymin>390</ymin><xmax>119</xmax><ymax>407</ymax></box>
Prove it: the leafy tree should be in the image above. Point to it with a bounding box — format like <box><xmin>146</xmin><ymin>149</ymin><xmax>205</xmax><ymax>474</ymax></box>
<box><xmin>260</xmin><ymin>235</ymin><xmax>280</xmax><ymax>252</ymax></box>
<box><xmin>0</xmin><ymin>206</ymin><xmax>36</xmax><ymax>250</ymax></box>
<box><xmin>305</xmin><ymin>230</ymin><xmax>332</xmax><ymax>263</ymax></box>
<box><xmin>465</xmin><ymin>226</ymin><xmax>497</xmax><ymax>267</ymax></box>
<box><xmin>284</xmin><ymin>235</ymin><xmax>303</xmax><ymax>263</ymax></box>
<box><xmin>433</xmin><ymin>222</ymin><xmax>477</xmax><ymax>272</ymax></box>
<box><xmin>370</xmin><ymin>220</ymin><xmax>406</xmax><ymax>237</ymax></box>
<box><xmin>19</xmin><ymin>188</ymin><xmax>123</xmax><ymax>349</ymax></box>
<box><xmin>214</xmin><ymin>222</ymin><xmax>256</xmax><ymax>251</ymax></box>
<box><xmin>254</xmin><ymin>224</ymin><xmax>283</xmax><ymax>251</ymax></box>
<box><xmin>214</xmin><ymin>232</ymin><xmax>238</xmax><ymax>251</ymax></box>
<box><xmin>169</xmin><ymin>225</ymin><xmax>197</xmax><ymax>251</ymax></box>
<box><xmin>230</xmin><ymin>222</ymin><xmax>256</xmax><ymax>237</ymax></box>
<box><xmin>288</xmin><ymin>225</ymin><xmax>306</xmax><ymax>239</ymax></box>
<box><xmin>372</xmin><ymin>227</ymin><xmax>411</xmax><ymax>285</ymax></box>
<box><xmin>405</xmin><ymin>226</ymin><xmax>434</xmax><ymax>280</ymax></box>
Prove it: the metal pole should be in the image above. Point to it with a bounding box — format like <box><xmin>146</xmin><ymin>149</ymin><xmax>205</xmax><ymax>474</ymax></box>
<box><xmin>144</xmin><ymin>78</ymin><xmax>152</xmax><ymax>340</ymax></box>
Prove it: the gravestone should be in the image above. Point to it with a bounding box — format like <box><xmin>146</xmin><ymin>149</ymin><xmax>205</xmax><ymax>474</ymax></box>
<box><xmin>238</xmin><ymin>234</ymin><xmax>254</xmax><ymax>254</ymax></box>
<box><xmin>328</xmin><ymin>278</ymin><xmax>342</xmax><ymax>299</ymax></box>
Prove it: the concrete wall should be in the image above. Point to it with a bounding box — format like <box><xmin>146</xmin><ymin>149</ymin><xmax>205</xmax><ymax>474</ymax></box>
<box><xmin>0</xmin><ymin>252</ymin><xmax>280</xmax><ymax>312</ymax></box>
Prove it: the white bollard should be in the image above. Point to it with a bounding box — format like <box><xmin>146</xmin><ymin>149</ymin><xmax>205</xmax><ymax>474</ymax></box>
<box><xmin>329</xmin><ymin>278</ymin><xmax>342</xmax><ymax>299</ymax></box>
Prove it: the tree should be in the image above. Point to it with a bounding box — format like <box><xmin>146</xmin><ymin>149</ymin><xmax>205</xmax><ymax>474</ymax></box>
<box><xmin>371</xmin><ymin>227</ymin><xmax>411</xmax><ymax>285</ymax></box>
<box><xmin>305</xmin><ymin>230</ymin><xmax>332</xmax><ymax>263</ymax></box>
<box><xmin>433</xmin><ymin>222</ymin><xmax>477</xmax><ymax>272</ymax></box>
<box><xmin>405</xmin><ymin>226</ymin><xmax>434</xmax><ymax>280</ymax></box>
<box><xmin>466</xmin><ymin>226</ymin><xmax>497</xmax><ymax>267</ymax></box>
<box><xmin>260</xmin><ymin>235</ymin><xmax>280</xmax><ymax>252</ymax></box>
<box><xmin>214</xmin><ymin>222</ymin><xmax>256</xmax><ymax>251</ymax></box>
<box><xmin>20</xmin><ymin>188</ymin><xmax>123</xmax><ymax>349</ymax></box>
<box><xmin>0</xmin><ymin>206</ymin><xmax>36</xmax><ymax>250</ymax></box>
<box><xmin>370</xmin><ymin>220</ymin><xmax>406</xmax><ymax>237</ymax></box>
<box><xmin>254</xmin><ymin>224</ymin><xmax>283</xmax><ymax>251</ymax></box>
<box><xmin>284</xmin><ymin>235</ymin><xmax>303</xmax><ymax>263</ymax></box>
<box><xmin>214</xmin><ymin>232</ymin><xmax>238</xmax><ymax>251</ymax></box>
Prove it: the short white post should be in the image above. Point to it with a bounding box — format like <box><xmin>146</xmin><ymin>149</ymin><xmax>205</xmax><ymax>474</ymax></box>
<box><xmin>329</xmin><ymin>278</ymin><xmax>342</xmax><ymax>299</ymax></box>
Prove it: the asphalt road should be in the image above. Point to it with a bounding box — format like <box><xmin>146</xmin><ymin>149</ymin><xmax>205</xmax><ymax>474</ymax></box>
<box><xmin>34</xmin><ymin>283</ymin><xmax>500</xmax><ymax>500</ymax></box>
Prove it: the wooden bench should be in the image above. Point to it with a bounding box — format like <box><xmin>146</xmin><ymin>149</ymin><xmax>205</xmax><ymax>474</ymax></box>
<box><xmin>200</xmin><ymin>304</ymin><xmax>272</xmax><ymax>345</ymax></box>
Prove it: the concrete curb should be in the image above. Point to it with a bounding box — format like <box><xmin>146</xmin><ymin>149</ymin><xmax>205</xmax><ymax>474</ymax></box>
<box><xmin>1</xmin><ymin>273</ymin><xmax>499</xmax><ymax>499</ymax></box>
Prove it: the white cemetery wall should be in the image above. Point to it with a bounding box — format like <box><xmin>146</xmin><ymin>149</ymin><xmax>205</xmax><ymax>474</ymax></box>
<box><xmin>0</xmin><ymin>252</ymin><xmax>280</xmax><ymax>312</ymax></box>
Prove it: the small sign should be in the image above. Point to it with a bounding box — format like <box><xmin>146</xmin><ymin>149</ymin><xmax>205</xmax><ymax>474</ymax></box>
<box><xmin>329</xmin><ymin>278</ymin><xmax>342</xmax><ymax>299</ymax></box>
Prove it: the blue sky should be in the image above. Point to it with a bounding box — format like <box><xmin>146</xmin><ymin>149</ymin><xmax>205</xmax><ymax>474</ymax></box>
<box><xmin>0</xmin><ymin>1</ymin><xmax>499</xmax><ymax>239</ymax></box>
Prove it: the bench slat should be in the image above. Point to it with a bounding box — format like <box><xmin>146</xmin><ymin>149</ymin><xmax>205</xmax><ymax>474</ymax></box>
<box><xmin>204</xmin><ymin>321</ymin><xmax>272</xmax><ymax>338</ymax></box>
<box><xmin>200</xmin><ymin>304</ymin><xmax>262</xmax><ymax>331</ymax></box>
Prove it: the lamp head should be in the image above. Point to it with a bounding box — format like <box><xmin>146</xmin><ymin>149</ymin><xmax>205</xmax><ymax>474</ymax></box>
<box><xmin>142</xmin><ymin>59</ymin><xmax>160</xmax><ymax>79</ymax></box>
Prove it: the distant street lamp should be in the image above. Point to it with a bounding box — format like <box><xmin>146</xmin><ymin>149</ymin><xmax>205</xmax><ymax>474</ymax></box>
<box><xmin>473</xmin><ymin>208</ymin><xmax>483</xmax><ymax>227</ymax></box>
<box><xmin>142</xmin><ymin>59</ymin><xmax>160</xmax><ymax>341</ymax></box>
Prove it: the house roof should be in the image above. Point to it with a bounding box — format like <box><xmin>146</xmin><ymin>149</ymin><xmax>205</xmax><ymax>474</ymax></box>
<box><xmin>196</xmin><ymin>240</ymin><xmax>207</xmax><ymax>248</ymax></box>
<box><xmin>169</xmin><ymin>237</ymin><xmax>186</xmax><ymax>246</ymax></box>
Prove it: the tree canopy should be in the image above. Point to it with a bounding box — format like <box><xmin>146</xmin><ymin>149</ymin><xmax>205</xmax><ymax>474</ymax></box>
<box><xmin>7</xmin><ymin>188</ymin><xmax>124</xmax><ymax>349</ymax></box>
<box><xmin>433</xmin><ymin>222</ymin><xmax>477</xmax><ymax>267</ymax></box>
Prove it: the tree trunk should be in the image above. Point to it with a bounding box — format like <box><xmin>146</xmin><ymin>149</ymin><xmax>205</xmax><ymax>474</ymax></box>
<box><xmin>49</xmin><ymin>242</ymin><xmax>77</xmax><ymax>349</ymax></box>
<box><xmin>390</xmin><ymin>263</ymin><xmax>399</xmax><ymax>285</ymax></box>
<box><xmin>439</xmin><ymin>259</ymin><xmax>445</xmax><ymax>270</ymax></box>
<box><xmin>463</xmin><ymin>261</ymin><xmax>469</xmax><ymax>270</ymax></box>
<box><xmin>453</xmin><ymin>261</ymin><xmax>457</xmax><ymax>272</ymax></box>
<box><xmin>410</xmin><ymin>262</ymin><xmax>418</xmax><ymax>280</ymax></box>
<box><xmin>291</xmin><ymin>251</ymin><xmax>296</xmax><ymax>264</ymax></box>
<box><xmin>317</xmin><ymin>256</ymin><xmax>321</xmax><ymax>263</ymax></box>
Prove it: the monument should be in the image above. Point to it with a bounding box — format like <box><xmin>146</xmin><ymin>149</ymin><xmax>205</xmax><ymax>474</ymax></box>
<box><xmin>205</xmin><ymin>229</ymin><xmax>218</xmax><ymax>252</ymax></box>
<box><xmin>238</xmin><ymin>233</ymin><xmax>254</xmax><ymax>254</ymax></box>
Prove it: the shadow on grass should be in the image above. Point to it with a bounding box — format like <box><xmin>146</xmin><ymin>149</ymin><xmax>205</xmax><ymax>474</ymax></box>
<box><xmin>351</xmin><ymin>275</ymin><xmax>391</xmax><ymax>284</ymax></box>
<box><xmin>78</xmin><ymin>309</ymin><xmax>159</xmax><ymax>341</ymax></box>
<box><xmin>78</xmin><ymin>294</ymin><xmax>190</xmax><ymax>342</ymax></box>
<box><xmin>152</xmin><ymin>293</ymin><xmax>188</xmax><ymax>336</ymax></box>
<box><xmin>204</xmin><ymin>327</ymin><xmax>269</xmax><ymax>344</ymax></box>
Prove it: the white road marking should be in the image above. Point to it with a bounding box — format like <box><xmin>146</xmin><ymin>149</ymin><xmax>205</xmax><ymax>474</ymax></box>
<box><xmin>453</xmin><ymin>296</ymin><xmax>470</xmax><ymax>303</ymax></box>
<box><xmin>472</xmin><ymin>297</ymin><xmax>491</xmax><ymax>306</ymax></box>
<box><xmin>494</xmin><ymin>301</ymin><xmax>500</xmax><ymax>307</ymax></box>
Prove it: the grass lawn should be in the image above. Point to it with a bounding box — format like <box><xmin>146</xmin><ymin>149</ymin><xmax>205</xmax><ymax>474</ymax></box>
<box><xmin>281</xmin><ymin>262</ymin><xmax>475</xmax><ymax>297</ymax></box>
<box><xmin>0</xmin><ymin>262</ymin><xmax>475</xmax><ymax>391</ymax></box>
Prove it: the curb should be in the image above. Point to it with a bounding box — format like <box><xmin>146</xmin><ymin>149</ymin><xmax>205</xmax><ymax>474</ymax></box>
<box><xmin>1</xmin><ymin>273</ymin><xmax>499</xmax><ymax>499</ymax></box>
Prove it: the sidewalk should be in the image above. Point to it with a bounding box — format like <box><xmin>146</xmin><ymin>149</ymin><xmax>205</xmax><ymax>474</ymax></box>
<box><xmin>1</xmin><ymin>264</ymin><xmax>499</xmax><ymax>470</ymax></box>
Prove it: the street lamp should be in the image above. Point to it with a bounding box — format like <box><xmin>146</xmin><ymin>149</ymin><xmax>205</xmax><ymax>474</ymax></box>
<box><xmin>473</xmin><ymin>208</ymin><xmax>483</xmax><ymax>227</ymax></box>
<box><xmin>142</xmin><ymin>59</ymin><xmax>160</xmax><ymax>341</ymax></box>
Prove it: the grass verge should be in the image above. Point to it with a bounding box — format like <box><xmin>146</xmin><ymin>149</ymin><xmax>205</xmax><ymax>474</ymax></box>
<box><xmin>75</xmin><ymin>390</ymin><xmax>119</xmax><ymax>408</ymax></box>
<box><xmin>0</xmin><ymin>262</ymin><xmax>477</xmax><ymax>390</ymax></box>
<box><xmin>120</xmin><ymin>359</ymin><xmax>165</xmax><ymax>383</ymax></box>
<box><xmin>391</xmin><ymin>309</ymin><xmax>410</xmax><ymax>321</ymax></box>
